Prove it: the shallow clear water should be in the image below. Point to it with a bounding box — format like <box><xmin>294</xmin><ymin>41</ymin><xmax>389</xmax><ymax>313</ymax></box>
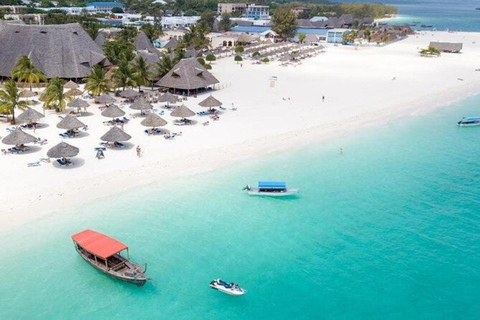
<box><xmin>1</xmin><ymin>94</ymin><xmax>480</xmax><ymax>319</ymax></box>
<box><xmin>336</xmin><ymin>0</ymin><xmax>480</xmax><ymax>31</ymax></box>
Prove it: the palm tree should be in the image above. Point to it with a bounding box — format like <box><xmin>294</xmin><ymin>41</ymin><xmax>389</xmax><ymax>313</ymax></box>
<box><xmin>84</xmin><ymin>65</ymin><xmax>110</xmax><ymax>96</ymax></box>
<box><xmin>11</xmin><ymin>56</ymin><xmax>46</xmax><ymax>91</ymax></box>
<box><xmin>112</xmin><ymin>59</ymin><xmax>137</xmax><ymax>91</ymax></box>
<box><xmin>156</xmin><ymin>55</ymin><xmax>177</xmax><ymax>78</ymax></box>
<box><xmin>0</xmin><ymin>79</ymin><xmax>29</xmax><ymax>124</ymax></box>
<box><xmin>41</xmin><ymin>77</ymin><xmax>72</xmax><ymax>112</ymax></box>
<box><xmin>132</xmin><ymin>56</ymin><xmax>151</xmax><ymax>90</ymax></box>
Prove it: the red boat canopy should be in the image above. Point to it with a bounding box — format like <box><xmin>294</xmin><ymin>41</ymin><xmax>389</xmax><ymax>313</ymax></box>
<box><xmin>72</xmin><ymin>229</ymin><xmax>128</xmax><ymax>259</ymax></box>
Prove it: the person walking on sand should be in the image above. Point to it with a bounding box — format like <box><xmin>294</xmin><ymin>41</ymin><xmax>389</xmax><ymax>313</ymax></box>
<box><xmin>322</xmin><ymin>95</ymin><xmax>325</xmax><ymax>102</ymax></box>
<box><xmin>136</xmin><ymin>145</ymin><xmax>142</xmax><ymax>157</ymax></box>
<box><xmin>340</xmin><ymin>148</ymin><xmax>343</xmax><ymax>155</ymax></box>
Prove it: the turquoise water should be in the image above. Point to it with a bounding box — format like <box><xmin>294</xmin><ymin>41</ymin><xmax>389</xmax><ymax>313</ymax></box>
<box><xmin>336</xmin><ymin>0</ymin><xmax>480</xmax><ymax>31</ymax></box>
<box><xmin>1</xmin><ymin>94</ymin><xmax>480</xmax><ymax>319</ymax></box>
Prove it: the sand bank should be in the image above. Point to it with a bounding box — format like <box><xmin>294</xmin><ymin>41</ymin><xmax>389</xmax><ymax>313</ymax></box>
<box><xmin>1</xmin><ymin>31</ymin><xmax>480</xmax><ymax>231</ymax></box>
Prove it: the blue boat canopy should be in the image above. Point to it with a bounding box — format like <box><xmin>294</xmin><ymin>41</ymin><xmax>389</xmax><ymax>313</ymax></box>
<box><xmin>258</xmin><ymin>181</ymin><xmax>287</xmax><ymax>189</ymax></box>
<box><xmin>463</xmin><ymin>116</ymin><xmax>480</xmax><ymax>121</ymax></box>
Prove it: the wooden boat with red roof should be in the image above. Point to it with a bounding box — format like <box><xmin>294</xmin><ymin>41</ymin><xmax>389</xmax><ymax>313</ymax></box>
<box><xmin>71</xmin><ymin>229</ymin><xmax>149</xmax><ymax>286</ymax></box>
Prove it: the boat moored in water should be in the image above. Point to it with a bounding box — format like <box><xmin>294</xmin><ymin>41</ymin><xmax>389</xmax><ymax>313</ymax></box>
<box><xmin>71</xmin><ymin>229</ymin><xmax>149</xmax><ymax>286</ymax></box>
<box><xmin>209</xmin><ymin>279</ymin><xmax>246</xmax><ymax>296</ymax></box>
<box><xmin>457</xmin><ymin>116</ymin><xmax>480</xmax><ymax>127</ymax></box>
<box><xmin>243</xmin><ymin>181</ymin><xmax>299</xmax><ymax>196</ymax></box>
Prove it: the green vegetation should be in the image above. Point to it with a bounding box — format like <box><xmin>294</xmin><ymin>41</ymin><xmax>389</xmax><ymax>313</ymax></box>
<box><xmin>234</xmin><ymin>55</ymin><xmax>243</xmax><ymax>62</ymax></box>
<box><xmin>234</xmin><ymin>46</ymin><xmax>244</xmax><ymax>53</ymax></box>
<box><xmin>41</xmin><ymin>78</ymin><xmax>71</xmax><ymax>112</ymax></box>
<box><xmin>298</xmin><ymin>33</ymin><xmax>306</xmax><ymax>44</ymax></box>
<box><xmin>103</xmin><ymin>39</ymin><xmax>136</xmax><ymax>65</ymax></box>
<box><xmin>197</xmin><ymin>57</ymin><xmax>206</xmax><ymax>65</ymax></box>
<box><xmin>420</xmin><ymin>46</ymin><xmax>441</xmax><ymax>57</ymax></box>
<box><xmin>261</xmin><ymin>57</ymin><xmax>270</xmax><ymax>63</ymax></box>
<box><xmin>272</xmin><ymin>7</ymin><xmax>298</xmax><ymax>39</ymax></box>
<box><xmin>112</xmin><ymin>59</ymin><xmax>137</xmax><ymax>90</ymax></box>
<box><xmin>83</xmin><ymin>65</ymin><xmax>110</xmax><ymax>96</ymax></box>
<box><xmin>181</xmin><ymin>22</ymin><xmax>211</xmax><ymax>50</ymax></box>
<box><xmin>11</xmin><ymin>56</ymin><xmax>47</xmax><ymax>91</ymax></box>
<box><xmin>204</xmin><ymin>63</ymin><xmax>212</xmax><ymax>70</ymax></box>
<box><xmin>156</xmin><ymin>54</ymin><xmax>180</xmax><ymax>79</ymax></box>
<box><xmin>0</xmin><ymin>79</ymin><xmax>29</xmax><ymax>124</ymax></box>
<box><xmin>132</xmin><ymin>56</ymin><xmax>152</xmax><ymax>89</ymax></box>
<box><xmin>141</xmin><ymin>23</ymin><xmax>163</xmax><ymax>41</ymax></box>
<box><xmin>252</xmin><ymin>51</ymin><xmax>260</xmax><ymax>57</ymax></box>
<box><xmin>205</xmin><ymin>54</ymin><xmax>216</xmax><ymax>62</ymax></box>
<box><xmin>218</xmin><ymin>13</ymin><xmax>231</xmax><ymax>32</ymax></box>
<box><xmin>342</xmin><ymin>30</ymin><xmax>357</xmax><ymax>44</ymax></box>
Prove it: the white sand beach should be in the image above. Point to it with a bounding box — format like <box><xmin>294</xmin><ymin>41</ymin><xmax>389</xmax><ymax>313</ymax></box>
<box><xmin>1</xmin><ymin>31</ymin><xmax>480</xmax><ymax>230</ymax></box>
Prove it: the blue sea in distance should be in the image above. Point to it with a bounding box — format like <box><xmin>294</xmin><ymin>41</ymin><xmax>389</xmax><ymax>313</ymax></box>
<box><xmin>1</xmin><ymin>92</ymin><xmax>480</xmax><ymax>318</ymax></box>
<box><xmin>336</xmin><ymin>0</ymin><xmax>480</xmax><ymax>31</ymax></box>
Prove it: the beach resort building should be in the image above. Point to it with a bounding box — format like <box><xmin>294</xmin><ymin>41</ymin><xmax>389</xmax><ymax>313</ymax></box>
<box><xmin>217</xmin><ymin>3</ymin><xmax>247</xmax><ymax>15</ymax></box>
<box><xmin>0</xmin><ymin>23</ymin><xmax>108</xmax><ymax>79</ymax></box>
<box><xmin>327</xmin><ymin>29</ymin><xmax>350</xmax><ymax>44</ymax></box>
<box><xmin>246</xmin><ymin>5</ymin><xmax>270</xmax><ymax>20</ymax></box>
<box><xmin>156</xmin><ymin>58</ymin><xmax>219</xmax><ymax>95</ymax></box>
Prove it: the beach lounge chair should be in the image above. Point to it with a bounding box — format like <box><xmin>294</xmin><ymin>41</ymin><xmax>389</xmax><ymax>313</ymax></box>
<box><xmin>39</xmin><ymin>158</ymin><xmax>50</xmax><ymax>163</ymax></box>
<box><xmin>113</xmin><ymin>142</ymin><xmax>124</xmax><ymax>148</ymax></box>
<box><xmin>203</xmin><ymin>121</ymin><xmax>210</xmax><ymax>126</ymax></box>
<box><xmin>219</xmin><ymin>106</ymin><xmax>226</xmax><ymax>110</ymax></box>
<box><xmin>57</xmin><ymin>159</ymin><xmax>73</xmax><ymax>166</ymax></box>
<box><xmin>6</xmin><ymin>127</ymin><xmax>15</xmax><ymax>133</ymax></box>
<box><xmin>27</xmin><ymin>161</ymin><xmax>40</xmax><ymax>167</ymax></box>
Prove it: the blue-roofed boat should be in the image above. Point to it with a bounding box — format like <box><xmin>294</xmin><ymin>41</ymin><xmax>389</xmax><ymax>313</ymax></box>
<box><xmin>457</xmin><ymin>116</ymin><xmax>480</xmax><ymax>126</ymax></box>
<box><xmin>243</xmin><ymin>181</ymin><xmax>299</xmax><ymax>196</ymax></box>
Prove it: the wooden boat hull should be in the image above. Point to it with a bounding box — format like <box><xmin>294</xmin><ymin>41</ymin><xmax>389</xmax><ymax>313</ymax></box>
<box><xmin>75</xmin><ymin>247</ymin><xmax>148</xmax><ymax>286</ymax></box>
<box><xmin>247</xmin><ymin>188</ymin><xmax>299</xmax><ymax>197</ymax></box>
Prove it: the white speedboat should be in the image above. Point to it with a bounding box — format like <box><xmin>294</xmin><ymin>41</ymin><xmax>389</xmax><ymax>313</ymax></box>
<box><xmin>209</xmin><ymin>279</ymin><xmax>246</xmax><ymax>296</ymax></box>
<box><xmin>243</xmin><ymin>181</ymin><xmax>299</xmax><ymax>197</ymax></box>
<box><xmin>458</xmin><ymin>116</ymin><xmax>480</xmax><ymax>126</ymax></box>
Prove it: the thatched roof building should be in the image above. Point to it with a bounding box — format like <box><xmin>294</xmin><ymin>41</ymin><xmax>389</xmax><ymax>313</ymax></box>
<box><xmin>429</xmin><ymin>41</ymin><xmax>463</xmax><ymax>53</ymax></box>
<box><xmin>0</xmin><ymin>23</ymin><xmax>109</xmax><ymax>79</ymax></box>
<box><xmin>135</xmin><ymin>31</ymin><xmax>157</xmax><ymax>53</ymax></box>
<box><xmin>156</xmin><ymin>58</ymin><xmax>219</xmax><ymax>92</ymax></box>
<box><xmin>163</xmin><ymin>38</ymin><xmax>179</xmax><ymax>50</ymax></box>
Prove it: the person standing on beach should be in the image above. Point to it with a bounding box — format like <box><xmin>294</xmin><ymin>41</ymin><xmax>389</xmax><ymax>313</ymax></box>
<box><xmin>136</xmin><ymin>145</ymin><xmax>142</xmax><ymax>157</ymax></box>
<box><xmin>322</xmin><ymin>96</ymin><xmax>325</xmax><ymax>102</ymax></box>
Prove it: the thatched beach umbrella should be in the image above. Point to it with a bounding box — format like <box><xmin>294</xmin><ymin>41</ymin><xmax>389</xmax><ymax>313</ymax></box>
<box><xmin>170</xmin><ymin>104</ymin><xmax>195</xmax><ymax>118</ymax></box>
<box><xmin>95</xmin><ymin>94</ymin><xmax>115</xmax><ymax>104</ymax></box>
<box><xmin>120</xmin><ymin>89</ymin><xmax>140</xmax><ymax>99</ymax></box>
<box><xmin>64</xmin><ymin>80</ymin><xmax>79</xmax><ymax>89</ymax></box>
<box><xmin>101</xmin><ymin>126</ymin><xmax>132</xmax><ymax>142</ymax></box>
<box><xmin>101</xmin><ymin>104</ymin><xmax>125</xmax><ymax>118</ymax></box>
<box><xmin>19</xmin><ymin>90</ymin><xmax>36</xmax><ymax>98</ymax></box>
<box><xmin>199</xmin><ymin>95</ymin><xmax>222</xmax><ymax>109</ymax></box>
<box><xmin>67</xmin><ymin>98</ymin><xmax>89</xmax><ymax>111</ymax></box>
<box><xmin>47</xmin><ymin>142</ymin><xmax>79</xmax><ymax>158</ymax></box>
<box><xmin>66</xmin><ymin>88</ymin><xmax>83</xmax><ymax>96</ymax></box>
<box><xmin>159</xmin><ymin>92</ymin><xmax>180</xmax><ymax>104</ymax></box>
<box><xmin>130</xmin><ymin>97</ymin><xmax>153</xmax><ymax>111</ymax></box>
<box><xmin>141</xmin><ymin>113</ymin><xmax>167</xmax><ymax>128</ymax></box>
<box><xmin>2</xmin><ymin>128</ymin><xmax>37</xmax><ymax>145</ymax></box>
<box><xmin>57</xmin><ymin>115</ymin><xmax>86</xmax><ymax>130</ymax></box>
<box><xmin>16</xmin><ymin>108</ymin><xmax>44</xmax><ymax>123</ymax></box>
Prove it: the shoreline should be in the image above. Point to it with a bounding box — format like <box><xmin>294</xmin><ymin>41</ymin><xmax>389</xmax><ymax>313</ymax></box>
<box><xmin>2</xmin><ymin>79</ymin><xmax>479</xmax><ymax>232</ymax></box>
<box><xmin>2</xmin><ymin>31</ymin><xmax>480</xmax><ymax>232</ymax></box>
